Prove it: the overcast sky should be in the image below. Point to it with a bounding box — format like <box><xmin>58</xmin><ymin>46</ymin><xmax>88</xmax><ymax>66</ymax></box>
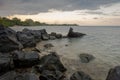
<box><xmin>1</xmin><ymin>0</ymin><xmax>120</xmax><ymax>26</ymax></box>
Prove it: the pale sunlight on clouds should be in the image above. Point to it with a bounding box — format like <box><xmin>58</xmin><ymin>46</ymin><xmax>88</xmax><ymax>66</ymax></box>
<box><xmin>9</xmin><ymin>3</ymin><xmax>120</xmax><ymax>26</ymax></box>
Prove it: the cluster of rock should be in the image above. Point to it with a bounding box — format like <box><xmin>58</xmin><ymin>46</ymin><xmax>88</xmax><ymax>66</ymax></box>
<box><xmin>0</xmin><ymin>25</ymin><xmax>120</xmax><ymax>80</ymax></box>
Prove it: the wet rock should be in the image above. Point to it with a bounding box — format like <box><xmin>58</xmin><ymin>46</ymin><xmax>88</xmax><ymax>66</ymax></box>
<box><xmin>12</xmin><ymin>51</ymin><xmax>40</xmax><ymax>68</ymax></box>
<box><xmin>41</xmin><ymin>34</ymin><xmax>49</xmax><ymax>40</ymax></box>
<box><xmin>67</xmin><ymin>27</ymin><xmax>86</xmax><ymax>38</ymax></box>
<box><xmin>39</xmin><ymin>70</ymin><xmax>65</xmax><ymax>80</ymax></box>
<box><xmin>56</xmin><ymin>34</ymin><xmax>62</xmax><ymax>39</ymax></box>
<box><xmin>49</xmin><ymin>36</ymin><xmax>56</xmax><ymax>40</ymax></box>
<box><xmin>22</xmin><ymin>28</ymin><xmax>42</xmax><ymax>42</ymax></box>
<box><xmin>0</xmin><ymin>53</ymin><xmax>14</xmax><ymax>76</ymax></box>
<box><xmin>14</xmin><ymin>72</ymin><xmax>39</xmax><ymax>80</ymax></box>
<box><xmin>79</xmin><ymin>53</ymin><xmax>95</xmax><ymax>63</ymax></box>
<box><xmin>44</xmin><ymin>43</ymin><xmax>54</xmax><ymax>48</ymax></box>
<box><xmin>17</xmin><ymin>31</ymin><xmax>36</xmax><ymax>48</ymax></box>
<box><xmin>32</xmin><ymin>48</ymin><xmax>41</xmax><ymax>53</ymax></box>
<box><xmin>70</xmin><ymin>71</ymin><xmax>93</xmax><ymax>80</ymax></box>
<box><xmin>40</xmin><ymin>29</ymin><xmax>49</xmax><ymax>40</ymax></box>
<box><xmin>50</xmin><ymin>32</ymin><xmax>57</xmax><ymax>37</ymax></box>
<box><xmin>0</xmin><ymin>71</ymin><xmax>39</xmax><ymax>80</ymax></box>
<box><xmin>35</xmin><ymin>52</ymin><xmax>67</xmax><ymax>73</ymax></box>
<box><xmin>0</xmin><ymin>25</ymin><xmax>23</xmax><ymax>53</ymax></box>
<box><xmin>106</xmin><ymin>66</ymin><xmax>120</xmax><ymax>80</ymax></box>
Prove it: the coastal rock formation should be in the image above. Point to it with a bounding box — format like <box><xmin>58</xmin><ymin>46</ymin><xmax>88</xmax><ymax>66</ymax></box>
<box><xmin>22</xmin><ymin>28</ymin><xmax>42</xmax><ymax>42</ymax></box>
<box><xmin>35</xmin><ymin>52</ymin><xmax>67</xmax><ymax>80</ymax></box>
<box><xmin>0</xmin><ymin>53</ymin><xmax>13</xmax><ymax>76</ymax></box>
<box><xmin>79</xmin><ymin>53</ymin><xmax>95</xmax><ymax>63</ymax></box>
<box><xmin>70</xmin><ymin>71</ymin><xmax>93</xmax><ymax>80</ymax></box>
<box><xmin>17</xmin><ymin>31</ymin><xmax>36</xmax><ymax>48</ymax></box>
<box><xmin>0</xmin><ymin>25</ymin><xmax>23</xmax><ymax>53</ymax></box>
<box><xmin>12</xmin><ymin>51</ymin><xmax>40</xmax><ymax>68</ymax></box>
<box><xmin>50</xmin><ymin>32</ymin><xmax>63</xmax><ymax>39</ymax></box>
<box><xmin>0</xmin><ymin>71</ymin><xmax>39</xmax><ymax>80</ymax></box>
<box><xmin>106</xmin><ymin>66</ymin><xmax>120</xmax><ymax>80</ymax></box>
<box><xmin>67</xmin><ymin>27</ymin><xmax>86</xmax><ymax>38</ymax></box>
<box><xmin>35</xmin><ymin>52</ymin><xmax>67</xmax><ymax>73</ymax></box>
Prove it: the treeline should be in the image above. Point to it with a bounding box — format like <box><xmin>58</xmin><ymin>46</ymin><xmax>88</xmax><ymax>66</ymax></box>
<box><xmin>0</xmin><ymin>17</ymin><xmax>78</xmax><ymax>27</ymax></box>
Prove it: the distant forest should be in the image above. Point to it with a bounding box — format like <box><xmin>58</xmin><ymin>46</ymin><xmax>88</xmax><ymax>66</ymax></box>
<box><xmin>0</xmin><ymin>17</ymin><xmax>78</xmax><ymax>27</ymax></box>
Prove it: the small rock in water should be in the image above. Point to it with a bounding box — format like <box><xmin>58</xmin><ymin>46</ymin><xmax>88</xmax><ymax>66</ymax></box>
<box><xmin>67</xmin><ymin>27</ymin><xmax>86</xmax><ymax>38</ymax></box>
<box><xmin>70</xmin><ymin>71</ymin><xmax>93</xmax><ymax>80</ymax></box>
<box><xmin>79</xmin><ymin>53</ymin><xmax>95</xmax><ymax>63</ymax></box>
<box><xmin>106</xmin><ymin>66</ymin><xmax>120</xmax><ymax>80</ymax></box>
<box><xmin>44</xmin><ymin>43</ymin><xmax>54</xmax><ymax>49</ymax></box>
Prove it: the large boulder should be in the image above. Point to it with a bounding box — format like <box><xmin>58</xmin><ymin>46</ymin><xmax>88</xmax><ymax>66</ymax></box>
<box><xmin>67</xmin><ymin>27</ymin><xmax>86</xmax><ymax>38</ymax></box>
<box><xmin>0</xmin><ymin>25</ymin><xmax>23</xmax><ymax>53</ymax></box>
<box><xmin>22</xmin><ymin>28</ymin><xmax>42</xmax><ymax>42</ymax></box>
<box><xmin>17</xmin><ymin>31</ymin><xmax>36</xmax><ymax>48</ymax></box>
<box><xmin>39</xmin><ymin>70</ymin><xmax>65</xmax><ymax>80</ymax></box>
<box><xmin>106</xmin><ymin>66</ymin><xmax>120</xmax><ymax>80</ymax></box>
<box><xmin>79</xmin><ymin>54</ymin><xmax>95</xmax><ymax>63</ymax></box>
<box><xmin>12</xmin><ymin>51</ymin><xmax>40</xmax><ymax>68</ymax></box>
<box><xmin>40</xmin><ymin>29</ymin><xmax>49</xmax><ymax>40</ymax></box>
<box><xmin>0</xmin><ymin>53</ymin><xmax>14</xmax><ymax>76</ymax></box>
<box><xmin>70</xmin><ymin>71</ymin><xmax>93</xmax><ymax>80</ymax></box>
<box><xmin>37</xmin><ymin>52</ymin><xmax>66</xmax><ymax>80</ymax></box>
<box><xmin>35</xmin><ymin>52</ymin><xmax>67</xmax><ymax>73</ymax></box>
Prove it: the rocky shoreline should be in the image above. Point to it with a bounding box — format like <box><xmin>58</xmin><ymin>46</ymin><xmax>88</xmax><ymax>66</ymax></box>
<box><xmin>0</xmin><ymin>25</ymin><xmax>120</xmax><ymax>80</ymax></box>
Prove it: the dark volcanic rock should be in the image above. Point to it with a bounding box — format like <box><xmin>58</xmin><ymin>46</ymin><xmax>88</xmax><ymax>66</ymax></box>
<box><xmin>70</xmin><ymin>71</ymin><xmax>93</xmax><ymax>80</ymax></box>
<box><xmin>67</xmin><ymin>27</ymin><xmax>86</xmax><ymax>38</ymax></box>
<box><xmin>40</xmin><ymin>29</ymin><xmax>49</xmax><ymax>40</ymax></box>
<box><xmin>0</xmin><ymin>71</ymin><xmax>39</xmax><ymax>80</ymax></box>
<box><xmin>56</xmin><ymin>34</ymin><xmax>62</xmax><ymax>39</ymax></box>
<box><xmin>0</xmin><ymin>25</ymin><xmax>23</xmax><ymax>53</ymax></box>
<box><xmin>39</xmin><ymin>70</ymin><xmax>65</xmax><ymax>80</ymax></box>
<box><xmin>22</xmin><ymin>28</ymin><xmax>42</xmax><ymax>42</ymax></box>
<box><xmin>35</xmin><ymin>52</ymin><xmax>67</xmax><ymax>80</ymax></box>
<box><xmin>0</xmin><ymin>53</ymin><xmax>13</xmax><ymax>76</ymax></box>
<box><xmin>35</xmin><ymin>52</ymin><xmax>67</xmax><ymax>73</ymax></box>
<box><xmin>106</xmin><ymin>66</ymin><xmax>120</xmax><ymax>80</ymax></box>
<box><xmin>44</xmin><ymin>43</ymin><xmax>54</xmax><ymax>48</ymax></box>
<box><xmin>49</xmin><ymin>36</ymin><xmax>56</xmax><ymax>40</ymax></box>
<box><xmin>12</xmin><ymin>51</ymin><xmax>40</xmax><ymax>68</ymax></box>
<box><xmin>79</xmin><ymin>53</ymin><xmax>95</xmax><ymax>63</ymax></box>
<box><xmin>17</xmin><ymin>31</ymin><xmax>36</xmax><ymax>48</ymax></box>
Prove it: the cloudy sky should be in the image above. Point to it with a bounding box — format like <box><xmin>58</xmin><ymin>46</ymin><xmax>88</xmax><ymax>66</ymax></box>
<box><xmin>0</xmin><ymin>0</ymin><xmax>120</xmax><ymax>26</ymax></box>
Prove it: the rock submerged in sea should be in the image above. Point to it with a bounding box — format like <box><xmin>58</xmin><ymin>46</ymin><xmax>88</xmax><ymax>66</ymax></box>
<box><xmin>106</xmin><ymin>66</ymin><xmax>120</xmax><ymax>80</ymax></box>
<box><xmin>0</xmin><ymin>25</ymin><xmax>23</xmax><ymax>53</ymax></box>
<box><xmin>79</xmin><ymin>53</ymin><xmax>95</xmax><ymax>63</ymax></box>
<box><xmin>44</xmin><ymin>43</ymin><xmax>54</xmax><ymax>49</ymax></box>
<box><xmin>70</xmin><ymin>71</ymin><xmax>93</xmax><ymax>80</ymax></box>
<box><xmin>67</xmin><ymin>27</ymin><xmax>86</xmax><ymax>38</ymax></box>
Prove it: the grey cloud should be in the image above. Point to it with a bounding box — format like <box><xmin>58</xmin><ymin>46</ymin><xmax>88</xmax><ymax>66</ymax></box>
<box><xmin>0</xmin><ymin>0</ymin><xmax>120</xmax><ymax>16</ymax></box>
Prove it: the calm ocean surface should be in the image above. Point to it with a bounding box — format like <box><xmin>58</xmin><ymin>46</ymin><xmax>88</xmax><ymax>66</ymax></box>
<box><xmin>11</xmin><ymin>26</ymin><xmax>120</xmax><ymax>80</ymax></box>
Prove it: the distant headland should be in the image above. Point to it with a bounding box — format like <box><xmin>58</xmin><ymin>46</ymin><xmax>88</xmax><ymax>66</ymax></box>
<box><xmin>0</xmin><ymin>17</ymin><xmax>78</xmax><ymax>27</ymax></box>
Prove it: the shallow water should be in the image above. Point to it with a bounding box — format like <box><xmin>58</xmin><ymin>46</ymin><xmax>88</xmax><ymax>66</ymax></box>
<box><xmin>12</xmin><ymin>26</ymin><xmax>120</xmax><ymax>80</ymax></box>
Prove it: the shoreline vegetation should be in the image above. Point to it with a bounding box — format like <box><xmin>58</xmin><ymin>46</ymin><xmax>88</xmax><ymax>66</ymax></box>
<box><xmin>0</xmin><ymin>17</ymin><xmax>78</xmax><ymax>27</ymax></box>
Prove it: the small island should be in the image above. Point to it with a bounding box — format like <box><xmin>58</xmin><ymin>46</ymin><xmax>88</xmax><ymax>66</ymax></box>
<box><xmin>0</xmin><ymin>17</ymin><xmax>78</xmax><ymax>27</ymax></box>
